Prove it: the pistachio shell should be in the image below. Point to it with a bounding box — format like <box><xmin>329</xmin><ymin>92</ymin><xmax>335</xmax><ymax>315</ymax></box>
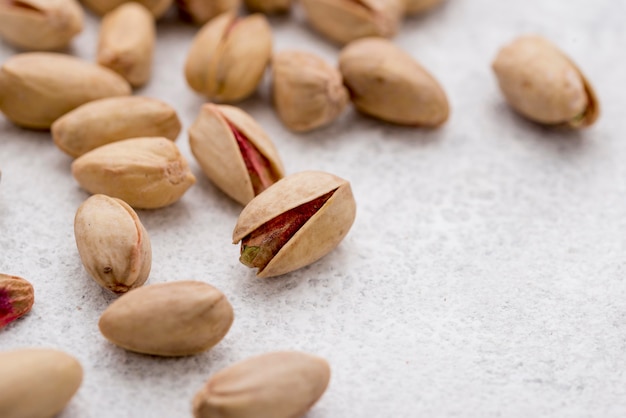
<box><xmin>0</xmin><ymin>274</ymin><xmax>34</xmax><ymax>328</ymax></box>
<box><xmin>339</xmin><ymin>37</ymin><xmax>449</xmax><ymax>126</ymax></box>
<box><xmin>404</xmin><ymin>0</ymin><xmax>444</xmax><ymax>15</ymax></box>
<box><xmin>0</xmin><ymin>0</ymin><xmax>83</xmax><ymax>50</ymax></box>
<box><xmin>52</xmin><ymin>96</ymin><xmax>181</xmax><ymax>158</ymax></box>
<box><xmin>177</xmin><ymin>0</ymin><xmax>240</xmax><ymax>24</ymax></box>
<box><xmin>99</xmin><ymin>281</ymin><xmax>234</xmax><ymax>356</ymax></box>
<box><xmin>82</xmin><ymin>0</ymin><xmax>173</xmax><ymax>18</ymax></box>
<box><xmin>0</xmin><ymin>53</ymin><xmax>131</xmax><ymax>129</ymax></box>
<box><xmin>233</xmin><ymin>171</ymin><xmax>356</xmax><ymax>278</ymax></box>
<box><xmin>71</xmin><ymin>137</ymin><xmax>196</xmax><ymax>209</ymax></box>
<box><xmin>189</xmin><ymin>104</ymin><xmax>285</xmax><ymax>205</ymax></box>
<box><xmin>193</xmin><ymin>351</ymin><xmax>331</xmax><ymax>418</ymax></box>
<box><xmin>0</xmin><ymin>348</ymin><xmax>83</xmax><ymax>418</ymax></box>
<box><xmin>184</xmin><ymin>12</ymin><xmax>273</xmax><ymax>102</ymax></box>
<box><xmin>244</xmin><ymin>0</ymin><xmax>290</xmax><ymax>14</ymax></box>
<box><xmin>300</xmin><ymin>0</ymin><xmax>403</xmax><ymax>45</ymax></box>
<box><xmin>492</xmin><ymin>35</ymin><xmax>599</xmax><ymax>128</ymax></box>
<box><xmin>272</xmin><ymin>50</ymin><xmax>348</xmax><ymax>132</ymax></box>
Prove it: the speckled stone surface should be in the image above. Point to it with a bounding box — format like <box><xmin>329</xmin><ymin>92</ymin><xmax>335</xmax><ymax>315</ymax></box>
<box><xmin>1</xmin><ymin>1</ymin><xmax>625</xmax><ymax>417</ymax></box>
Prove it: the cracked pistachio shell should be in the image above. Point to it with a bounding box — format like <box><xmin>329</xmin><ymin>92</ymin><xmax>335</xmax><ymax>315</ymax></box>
<box><xmin>177</xmin><ymin>0</ymin><xmax>240</xmax><ymax>24</ymax></box>
<box><xmin>272</xmin><ymin>50</ymin><xmax>348</xmax><ymax>132</ymax></box>
<box><xmin>339</xmin><ymin>37</ymin><xmax>449</xmax><ymax>126</ymax></box>
<box><xmin>405</xmin><ymin>0</ymin><xmax>444</xmax><ymax>15</ymax></box>
<box><xmin>71</xmin><ymin>137</ymin><xmax>196</xmax><ymax>209</ymax></box>
<box><xmin>184</xmin><ymin>12</ymin><xmax>272</xmax><ymax>102</ymax></box>
<box><xmin>0</xmin><ymin>53</ymin><xmax>131</xmax><ymax>129</ymax></box>
<box><xmin>97</xmin><ymin>3</ymin><xmax>156</xmax><ymax>88</ymax></box>
<box><xmin>244</xmin><ymin>0</ymin><xmax>290</xmax><ymax>14</ymax></box>
<box><xmin>82</xmin><ymin>0</ymin><xmax>173</xmax><ymax>18</ymax></box>
<box><xmin>0</xmin><ymin>348</ymin><xmax>83</xmax><ymax>418</ymax></box>
<box><xmin>233</xmin><ymin>171</ymin><xmax>356</xmax><ymax>278</ymax></box>
<box><xmin>189</xmin><ymin>104</ymin><xmax>285</xmax><ymax>205</ymax></box>
<box><xmin>52</xmin><ymin>96</ymin><xmax>181</xmax><ymax>158</ymax></box>
<box><xmin>75</xmin><ymin>194</ymin><xmax>152</xmax><ymax>294</ymax></box>
<box><xmin>99</xmin><ymin>281</ymin><xmax>234</xmax><ymax>356</ymax></box>
<box><xmin>492</xmin><ymin>35</ymin><xmax>599</xmax><ymax>128</ymax></box>
<box><xmin>300</xmin><ymin>0</ymin><xmax>403</xmax><ymax>45</ymax></box>
<box><xmin>0</xmin><ymin>0</ymin><xmax>83</xmax><ymax>50</ymax></box>
<box><xmin>193</xmin><ymin>351</ymin><xmax>331</xmax><ymax>418</ymax></box>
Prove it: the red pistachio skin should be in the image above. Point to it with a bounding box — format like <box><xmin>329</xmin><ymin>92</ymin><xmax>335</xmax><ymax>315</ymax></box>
<box><xmin>0</xmin><ymin>274</ymin><xmax>34</xmax><ymax>328</ymax></box>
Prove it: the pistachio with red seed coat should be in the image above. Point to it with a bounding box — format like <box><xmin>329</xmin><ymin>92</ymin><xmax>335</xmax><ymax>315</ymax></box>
<box><xmin>0</xmin><ymin>274</ymin><xmax>34</xmax><ymax>328</ymax></box>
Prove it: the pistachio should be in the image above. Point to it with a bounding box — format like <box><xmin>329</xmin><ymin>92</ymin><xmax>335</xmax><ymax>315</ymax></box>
<box><xmin>300</xmin><ymin>0</ymin><xmax>403</xmax><ymax>45</ymax></box>
<box><xmin>193</xmin><ymin>351</ymin><xmax>330</xmax><ymax>418</ymax></box>
<box><xmin>339</xmin><ymin>37</ymin><xmax>449</xmax><ymax>126</ymax></box>
<box><xmin>244</xmin><ymin>0</ymin><xmax>291</xmax><ymax>14</ymax></box>
<box><xmin>272</xmin><ymin>50</ymin><xmax>348</xmax><ymax>132</ymax></box>
<box><xmin>233</xmin><ymin>171</ymin><xmax>356</xmax><ymax>278</ymax></box>
<box><xmin>97</xmin><ymin>3</ymin><xmax>155</xmax><ymax>88</ymax></box>
<box><xmin>405</xmin><ymin>0</ymin><xmax>444</xmax><ymax>15</ymax></box>
<box><xmin>81</xmin><ymin>0</ymin><xmax>173</xmax><ymax>18</ymax></box>
<box><xmin>0</xmin><ymin>274</ymin><xmax>34</xmax><ymax>328</ymax></box>
<box><xmin>184</xmin><ymin>12</ymin><xmax>272</xmax><ymax>102</ymax></box>
<box><xmin>71</xmin><ymin>137</ymin><xmax>196</xmax><ymax>209</ymax></box>
<box><xmin>52</xmin><ymin>96</ymin><xmax>182</xmax><ymax>158</ymax></box>
<box><xmin>0</xmin><ymin>348</ymin><xmax>83</xmax><ymax>418</ymax></box>
<box><xmin>0</xmin><ymin>53</ymin><xmax>131</xmax><ymax>129</ymax></box>
<box><xmin>177</xmin><ymin>0</ymin><xmax>240</xmax><ymax>24</ymax></box>
<box><xmin>0</xmin><ymin>0</ymin><xmax>83</xmax><ymax>51</ymax></box>
<box><xmin>492</xmin><ymin>35</ymin><xmax>599</xmax><ymax>128</ymax></box>
<box><xmin>189</xmin><ymin>103</ymin><xmax>285</xmax><ymax>205</ymax></box>
<box><xmin>99</xmin><ymin>281</ymin><xmax>234</xmax><ymax>356</ymax></box>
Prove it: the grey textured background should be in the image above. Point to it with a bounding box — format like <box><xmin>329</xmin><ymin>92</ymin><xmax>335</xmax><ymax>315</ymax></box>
<box><xmin>1</xmin><ymin>0</ymin><xmax>625</xmax><ymax>417</ymax></box>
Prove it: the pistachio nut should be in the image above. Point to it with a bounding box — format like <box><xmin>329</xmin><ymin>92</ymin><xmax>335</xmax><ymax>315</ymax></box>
<box><xmin>71</xmin><ymin>137</ymin><xmax>196</xmax><ymax>209</ymax></box>
<box><xmin>0</xmin><ymin>274</ymin><xmax>34</xmax><ymax>328</ymax></box>
<box><xmin>0</xmin><ymin>348</ymin><xmax>83</xmax><ymax>418</ymax></box>
<box><xmin>82</xmin><ymin>0</ymin><xmax>173</xmax><ymax>18</ymax></box>
<box><xmin>300</xmin><ymin>0</ymin><xmax>403</xmax><ymax>45</ymax></box>
<box><xmin>272</xmin><ymin>50</ymin><xmax>348</xmax><ymax>132</ymax></box>
<box><xmin>492</xmin><ymin>35</ymin><xmax>599</xmax><ymax>128</ymax></box>
<box><xmin>193</xmin><ymin>351</ymin><xmax>330</xmax><ymax>418</ymax></box>
<box><xmin>177</xmin><ymin>0</ymin><xmax>240</xmax><ymax>24</ymax></box>
<box><xmin>74</xmin><ymin>195</ymin><xmax>152</xmax><ymax>294</ymax></box>
<box><xmin>97</xmin><ymin>3</ymin><xmax>155</xmax><ymax>88</ymax></box>
<box><xmin>405</xmin><ymin>0</ymin><xmax>444</xmax><ymax>15</ymax></box>
<box><xmin>0</xmin><ymin>0</ymin><xmax>83</xmax><ymax>51</ymax></box>
<box><xmin>99</xmin><ymin>281</ymin><xmax>234</xmax><ymax>356</ymax></box>
<box><xmin>52</xmin><ymin>96</ymin><xmax>181</xmax><ymax>158</ymax></box>
<box><xmin>189</xmin><ymin>103</ymin><xmax>285</xmax><ymax>205</ymax></box>
<box><xmin>233</xmin><ymin>171</ymin><xmax>356</xmax><ymax>278</ymax></box>
<box><xmin>0</xmin><ymin>53</ymin><xmax>131</xmax><ymax>129</ymax></box>
<box><xmin>339</xmin><ymin>37</ymin><xmax>449</xmax><ymax>126</ymax></box>
<box><xmin>244</xmin><ymin>0</ymin><xmax>291</xmax><ymax>14</ymax></box>
<box><xmin>184</xmin><ymin>12</ymin><xmax>273</xmax><ymax>102</ymax></box>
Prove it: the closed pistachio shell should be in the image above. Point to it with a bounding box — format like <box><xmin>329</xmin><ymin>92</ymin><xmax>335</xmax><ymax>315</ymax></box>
<box><xmin>189</xmin><ymin>104</ymin><xmax>285</xmax><ymax>205</ymax></box>
<box><xmin>272</xmin><ymin>50</ymin><xmax>348</xmax><ymax>132</ymax></box>
<box><xmin>300</xmin><ymin>0</ymin><xmax>403</xmax><ymax>45</ymax></box>
<box><xmin>177</xmin><ymin>0</ymin><xmax>240</xmax><ymax>24</ymax></box>
<box><xmin>233</xmin><ymin>171</ymin><xmax>356</xmax><ymax>278</ymax></box>
<box><xmin>193</xmin><ymin>351</ymin><xmax>331</xmax><ymax>418</ymax></box>
<box><xmin>244</xmin><ymin>0</ymin><xmax>291</xmax><ymax>14</ymax></box>
<box><xmin>0</xmin><ymin>0</ymin><xmax>83</xmax><ymax>51</ymax></box>
<box><xmin>339</xmin><ymin>37</ymin><xmax>449</xmax><ymax>126</ymax></box>
<box><xmin>404</xmin><ymin>0</ymin><xmax>444</xmax><ymax>15</ymax></box>
<box><xmin>0</xmin><ymin>348</ymin><xmax>83</xmax><ymax>418</ymax></box>
<box><xmin>184</xmin><ymin>12</ymin><xmax>273</xmax><ymax>102</ymax></box>
<box><xmin>492</xmin><ymin>35</ymin><xmax>599</xmax><ymax>128</ymax></box>
<box><xmin>99</xmin><ymin>281</ymin><xmax>234</xmax><ymax>356</ymax></box>
<box><xmin>82</xmin><ymin>0</ymin><xmax>173</xmax><ymax>18</ymax></box>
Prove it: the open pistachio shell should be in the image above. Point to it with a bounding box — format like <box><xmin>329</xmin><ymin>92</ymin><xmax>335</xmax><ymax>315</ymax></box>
<box><xmin>492</xmin><ymin>35</ymin><xmax>599</xmax><ymax>128</ymax></box>
<box><xmin>177</xmin><ymin>0</ymin><xmax>240</xmax><ymax>24</ymax></box>
<box><xmin>244</xmin><ymin>0</ymin><xmax>291</xmax><ymax>14</ymax></box>
<box><xmin>404</xmin><ymin>0</ymin><xmax>444</xmax><ymax>15</ymax></box>
<box><xmin>233</xmin><ymin>171</ymin><xmax>356</xmax><ymax>278</ymax></box>
<box><xmin>82</xmin><ymin>0</ymin><xmax>173</xmax><ymax>18</ymax></box>
<box><xmin>189</xmin><ymin>104</ymin><xmax>285</xmax><ymax>206</ymax></box>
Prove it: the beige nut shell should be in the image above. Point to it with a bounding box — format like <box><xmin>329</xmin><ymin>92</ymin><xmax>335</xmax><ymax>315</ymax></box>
<box><xmin>405</xmin><ymin>0</ymin><xmax>445</xmax><ymax>15</ymax></box>
<box><xmin>177</xmin><ymin>0</ymin><xmax>240</xmax><ymax>24</ymax></box>
<box><xmin>82</xmin><ymin>0</ymin><xmax>173</xmax><ymax>18</ymax></box>
<box><xmin>233</xmin><ymin>171</ymin><xmax>356</xmax><ymax>278</ymax></box>
<box><xmin>244</xmin><ymin>0</ymin><xmax>291</xmax><ymax>14</ymax></box>
<box><xmin>193</xmin><ymin>351</ymin><xmax>331</xmax><ymax>418</ymax></box>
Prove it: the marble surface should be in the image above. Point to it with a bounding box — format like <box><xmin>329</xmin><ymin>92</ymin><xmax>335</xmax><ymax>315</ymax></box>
<box><xmin>1</xmin><ymin>1</ymin><xmax>626</xmax><ymax>417</ymax></box>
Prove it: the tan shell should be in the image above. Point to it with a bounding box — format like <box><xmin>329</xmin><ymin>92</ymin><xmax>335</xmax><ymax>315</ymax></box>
<box><xmin>272</xmin><ymin>50</ymin><xmax>348</xmax><ymax>132</ymax></box>
<box><xmin>52</xmin><ymin>96</ymin><xmax>181</xmax><ymax>158</ymax></box>
<box><xmin>0</xmin><ymin>274</ymin><xmax>34</xmax><ymax>328</ymax></box>
<box><xmin>189</xmin><ymin>103</ymin><xmax>285</xmax><ymax>205</ymax></box>
<box><xmin>177</xmin><ymin>0</ymin><xmax>240</xmax><ymax>24</ymax></box>
<box><xmin>244</xmin><ymin>0</ymin><xmax>291</xmax><ymax>14</ymax></box>
<box><xmin>233</xmin><ymin>171</ymin><xmax>356</xmax><ymax>278</ymax></box>
<box><xmin>71</xmin><ymin>137</ymin><xmax>196</xmax><ymax>209</ymax></box>
<box><xmin>339</xmin><ymin>37</ymin><xmax>449</xmax><ymax>126</ymax></box>
<box><xmin>0</xmin><ymin>348</ymin><xmax>83</xmax><ymax>418</ymax></box>
<box><xmin>74</xmin><ymin>194</ymin><xmax>152</xmax><ymax>293</ymax></box>
<box><xmin>99</xmin><ymin>280</ymin><xmax>234</xmax><ymax>356</ymax></box>
<box><xmin>0</xmin><ymin>53</ymin><xmax>131</xmax><ymax>129</ymax></box>
<box><xmin>405</xmin><ymin>0</ymin><xmax>444</xmax><ymax>15</ymax></box>
<box><xmin>193</xmin><ymin>351</ymin><xmax>330</xmax><ymax>418</ymax></box>
<box><xmin>300</xmin><ymin>0</ymin><xmax>403</xmax><ymax>45</ymax></box>
<box><xmin>97</xmin><ymin>3</ymin><xmax>156</xmax><ymax>88</ymax></box>
<box><xmin>82</xmin><ymin>0</ymin><xmax>173</xmax><ymax>18</ymax></box>
<box><xmin>492</xmin><ymin>35</ymin><xmax>599</xmax><ymax>128</ymax></box>
<box><xmin>0</xmin><ymin>0</ymin><xmax>83</xmax><ymax>50</ymax></box>
<box><xmin>184</xmin><ymin>12</ymin><xmax>273</xmax><ymax>102</ymax></box>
